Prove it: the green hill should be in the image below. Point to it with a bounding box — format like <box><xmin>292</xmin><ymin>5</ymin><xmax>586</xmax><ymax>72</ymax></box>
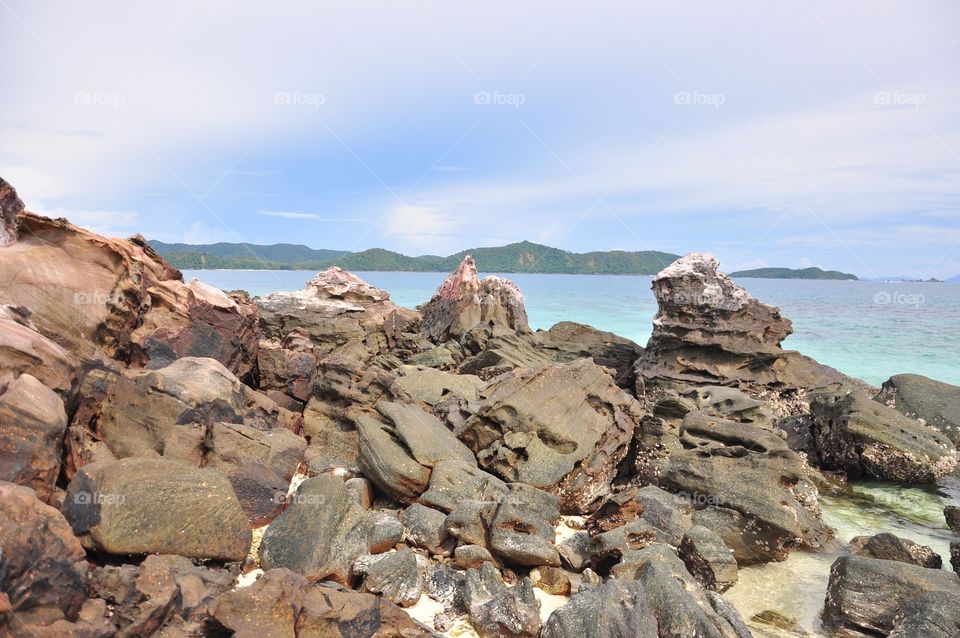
<box><xmin>149</xmin><ymin>239</ymin><xmax>679</xmax><ymax>275</ymax></box>
<box><xmin>729</xmin><ymin>266</ymin><xmax>858</xmax><ymax>280</ymax></box>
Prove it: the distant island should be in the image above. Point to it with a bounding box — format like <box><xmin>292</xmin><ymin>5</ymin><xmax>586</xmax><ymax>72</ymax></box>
<box><xmin>729</xmin><ymin>267</ymin><xmax>858</xmax><ymax>280</ymax></box>
<box><xmin>148</xmin><ymin>240</ymin><xmax>681</xmax><ymax>275</ymax></box>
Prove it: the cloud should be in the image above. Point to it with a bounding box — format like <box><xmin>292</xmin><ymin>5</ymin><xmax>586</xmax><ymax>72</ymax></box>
<box><xmin>179</xmin><ymin>221</ymin><xmax>237</xmax><ymax>245</ymax></box>
<box><xmin>257</xmin><ymin>211</ymin><xmax>371</xmax><ymax>221</ymax></box>
<box><xmin>383</xmin><ymin>204</ymin><xmax>463</xmax><ymax>253</ymax></box>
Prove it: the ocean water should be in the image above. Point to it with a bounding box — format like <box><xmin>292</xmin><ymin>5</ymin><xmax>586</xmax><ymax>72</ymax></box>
<box><xmin>183</xmin><ymin>269</ymin><xmax>960</xmax><ymax>387</ymax></box>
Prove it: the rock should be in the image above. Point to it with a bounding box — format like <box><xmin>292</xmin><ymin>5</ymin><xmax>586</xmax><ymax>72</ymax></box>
<box><xmin>706</xmin><ymin>591</ymin><xmax>754</xmax><ymax>638</ymax></box>
<box><xmin>358</xmin><ymin>549</ymin><xmax>423</xmax><ymax>607</ymax></box>
<box><xmin>460</xmin><ymin>359</ymin><xmax>642</xmax><ymax>513</ymax></box>
<box><xmin>849</xmin><ymin>533</ymin><xmax>942</xmax><ymax>569</ymax></box>
<box><xmin>823</xmin><ymin>555</ymin><xmax>960</xmax><ymax>637</ymax></box>
<box><xmin>392</xmin><ymin>365</ymin><xmax>485</xmax><ymax>406</ymax></box>
<box><xmin>419</xmin><ymin>460</ymin><xmax>508</xmax><ymax>513</ymax></box>
<box><xmin>456</xmin><ymin>545</ymin><xmax>496</xmax><ymax>569</ymax></box>
<box><xmin>346</xmin><ymin>477</ymin><xmax>375</xmax><ymax>509</ymax></box>
<box><xmin>0</xmin><ymin>482</ymin><xmax>90</xmax><ymax>632</ymax></box>
<box><xmin>0</xmin><ymin>304</ymin><xmax>78</xmax><ymax>396</ymax></box>
<box><xmin>587</xmin><ymin>485</ymin><xmax>693</xmax><ymax>546</ymax></box>
<box><xmin>401</xmin><ymin>503</ymin><xmax>452</xmax><ymax>555</ymax></box>
<box><xmin>423</xmin><ymin>562</ymin><xmax>467</xmax><ymax>614</ymax></box>
<box><xmin>951</xmin><ymin>541</ymin><xmax>960</xmax><ymax>576</ymax></box>
<box><xmin>209</xmin><ymin>568</ymin><xmax>432</xmax><ymax>637</ymax></box>
<box><xmin>557</xmin><ymin>530</ymin><xmax>592</xmax><ymax>572</ymax></box>
<box><xmin>61</xmin><ymin>457</ymin><xmax>251</xmax><ymax>561</ymax></box>
<box><xmin>259</xmin><ymin>475</ymin><xmax>402</xmax><ymax>585</ymax></box>
<box><xmin>888</xmin><ymin>591</ymin><xmax>960</xmax><ymax>638</ymax></box>
<box><xmin>465</xmin><ymin>563</ymin><xmax>541</xmax><ymax>638</ymax></box>
<box><xmin>638</xmin><ymin>252</ymin><xmax>842</xmax><ymax>391</ymax></box>
<box><xmin>540</xmin><ymin>321</ymin><xmax>644</xmax><ymax>389</ymax></box>
<box><xmin>531</xmin><ymin>566</ymin><xmax>571</xmax><ymax>595</ymax></box>
<box><xmin>877</xmin><ymin>373</ymin><xmax>960</xmax><ymax>446</ymax></box>
<box><xmin>458</xmin><ymin>328</ymin><xmax>553</xmax><ymax>379</ymax></box>
<box><xmin>257</xmin><ymin>267</ymin><xmax>417</xmax><ymax>357</ymax></box>
<box><xmin>355</xmin><ymin>414</ymin><xmax>433</xmax><ymax>504</ymax></box>
<box><xmin>679</xmin><ymin>525</ymin><xmax>738</xmax><ymax>593</ymax></box>
<box><xmin>489</xmin><ymin>487</ymin><xmax>561</xmax><ymax>567</ymax></box>
<box><xmin>421</xmin><ymin>256</ymin><xmax>529</xmax><ymax>342</ymax></box>
<box><xmin>810</xmin><ymin>388</ymin><xmax>957</xmax><ymax>483</ymax></box>
<box><xmin>541</xmin><ymin>579</ymin><xmax>658</xmax><ymax>638</ymax></box>
<box><xmin>0</xmin><ymin>210</ymin><xmax>259</xmax><ymax>376</ymax></box>
<box><xmin>0</xmin><ymin>176</ymin><xmax>24</xmax><ymax>246</ymax></box>
<box><xmin>256</xmin><ymin>328</ymin><xmax>318</xmax><ymax>404</ymax></box>
<box><xmin>946</xmin><ymin>506</ymin><xmax>960</xmax><ymax>534</ymax></box>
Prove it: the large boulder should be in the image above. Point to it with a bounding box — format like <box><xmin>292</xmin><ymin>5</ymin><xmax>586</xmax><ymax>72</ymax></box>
<box><xmin>61</xmin><ymin>457</ymin><xmax>251</xmax><ymax>561</ymax></box>
<box><xmin>823</xmin><ymin>555</ymin><xmax>960</xmax><ymax>637</ymax></box>
<box><xmin>0</xmin><ymin>176</ymin><xmax>23</xmax><ymax>246</ymax></box>
<box><xmin>257</xmin><ymin>267</ymin><xmax>418</xmax><ymax>356</ymax></box>
<box><xmin>876</xmin><ymin>373</ymin><xmax>960</xmax><ymax>446</ymax></box>
<box><xmin>421</xmin><ymin>256</ymin><xmax>529</xmax><ymax>342</ymax></box>
<box><xmin>464</xmin><ymin>563</ymin><xmax>541</xmax><ymax>638</ymax></box>
<box><xmin>0</xmin><ymin>207</ymin><xmax>259</xmax><ymax>375</ymax></box>
<box><xmin>541</xmin><ymin>579</ymin><xmax>658</xmax><ymax>638</ymax></box>
<box><xmin>540</xmin><ymin>321</ymin><xmax>644</xmax><ymax>389</ymax></box>
<box><xmin>256</xmin><ymin>327</ymin><xmax>318</xmax><ymax>405</ymax></box>
<box><xmin>460</xmin><ymin>359</ymin><xmax>642</xmax><ymax>513</ymax></box>
<box><xmin>638</xmin><ymin>253</ymin><xmax>842</xmax><ymax>391</ymax></box>
<box><xmin>810</xmin><ymin>388</ymin><xmax>957</xmax><ymax>483</ymax></box>
<box><xmin>849</xmin><ymin>532</ymin><xmax>942</xmax><ymax>569</ymax></box>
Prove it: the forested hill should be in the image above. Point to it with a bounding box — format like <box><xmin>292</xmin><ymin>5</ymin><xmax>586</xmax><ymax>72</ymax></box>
<box><xmin>149</xmin><ymin>239</ymin><xmax>680</xmax><ymax>275</ymax></box>
<box><xmin>728</xmin><ymin>266</ymin><xmax>858</xmax><ymax>280</ymax></box>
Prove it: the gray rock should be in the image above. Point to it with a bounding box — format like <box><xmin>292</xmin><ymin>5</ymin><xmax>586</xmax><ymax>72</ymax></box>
<box><xmin>489</xmin><ymin>488</ymin><xmax>561</xmax><ymax>567</ymax></box>
<box><xmin>952</xmin><ymin>541</ymin><xmax>960</xmax><ymax>576</ymax></box>
<box><xmin>877</xmin><ymin>373</ymin><xmax>960</xmax><ymax>446</ymax></box>
<box><xmin>945</xmin><ymin>505</ymin><xmax>960</xmax><ymax>534</ymax></box>
<box><xmin>355</xmin><ymin>413</ymin><xmax>432</xmax><ymax>504</ymax></box>
<box><xmin>539</xmin><ymin>321</ymin><xmax>644</xmax><ymax>390</ymax></box>
<box><xmin>359</xmin><ymin>549</ymin><xmax>423</xmax><ymax>607</ymax></box>
<box><xmin>557</xmin><ymin>530</ymin><xmax>592</xmax><ymax>572</ymax></box>
<box><xmin>849</xmin><ymin>532</ymin><xmax>942</xmax><ymax>569</ymax></box>
<box><xmin>540</xmin><ymin>579</ymin><xmax>658</xmax><ymax>638</ymax></box>
<box><xmin>346</xmin><ymin>476</ymin><xmax>374</xmax><ymax>509</ymax></box>
<box><xmin>705</xmin><ymin>591</ymin><xmax>754</xmax><ymax>638</ymax></box>
<box><xmin>465</xmin><ymin>563</ymin><xmax>541</xmax><ymax>638</ymax></box>
<box><xmin>589</xmin><ymin>520</ymin><xmax>658</xmax><ymax>568</ymax></box>
<box><xmin>446</xmin><ymin>500</ymin><xmax>498</xmax><ymax>549</ymax></box>
<box><xmin>823</xmin><ymin>555</ymin><xmax>960</xmax><ymax>637</ymax></box>
<box><xmin>392</xmin><ymin>365</ymin><xmax>484</xmax><ymax>406</ymax></box>
<box><xmin>456</xmin><ymin>545</ymin><xmax>496</xmax><ymax>569</ymax></box>
<box><xmin>889</xmin><ymin>591</ymin><xmax>960</xmax><ymax>638</ymax></box>
<box><xmin>587</xmin><ymin>485</ymin><xmax>693</xmax><ymax>546</ymax></box>
<box><xmin>458</xmin><ymin>329</ymin><xmax>554</xmax><ymax>378</ymax></box>
<box><xmin>402</xmin><ymin>503</ymin><xmax>452</xmax><ymax>555</ymax></box>
<box><xmin>423</xmin><ymin>562</ymin><xmax>467</xmax><ymax>613</ymax></box>
<box><xmin>419</xmin><ymin>460</ymin><xmax>508</xmax><ymax>513</ymax></box>
<box><xmin>256</xmin><ymin>328</ymin><xmax>318</xmax><ymax>403</ymax></box>
<box><xmin>375</xmin><ymin>400</ymin><xmax>476</xmax><ymax>467</ymax></box>
<box><xmin>679</xmin><ymin>525</ymin><xmax>738</xmax><ymax>593</ymax></box>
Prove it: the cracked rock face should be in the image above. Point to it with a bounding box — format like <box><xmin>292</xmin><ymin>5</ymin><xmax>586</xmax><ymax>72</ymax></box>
<box><xmin>0</xmin><ymin>176</ymin><xmax>23</xmax><ymax>246</ymax></box>
<box><xmin>639</xmin><ymin>252</ymin><xmax>842</xmax><ymax>391</ymax></box>
<box><xmin>459</xmin><ymin>358</ymin><xmax>642</xmax><ymax>513</ymax></box>
<box><xmin>421</xmin><ymin>256</ymin><xmax>530</xmax><ymax>342</ymax></box>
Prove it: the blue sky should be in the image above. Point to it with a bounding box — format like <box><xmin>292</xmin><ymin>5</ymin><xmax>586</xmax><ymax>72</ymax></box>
<box><xmin>2</xmin><ymin>1</ymin><xmax>959</xmax><ymax>278</ymax></box>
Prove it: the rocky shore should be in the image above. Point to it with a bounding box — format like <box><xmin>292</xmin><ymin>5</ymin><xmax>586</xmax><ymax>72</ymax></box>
<box><xmin>2</xmin><ymin>176</ymin><xmax>960</xmax><ymax>638</ymax></box>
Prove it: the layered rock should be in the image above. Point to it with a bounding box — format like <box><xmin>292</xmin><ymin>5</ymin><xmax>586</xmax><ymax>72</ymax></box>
<box><xmin>459</xmin><ymin>359</ymin><xmax>642</xmax><ymax>513</ymax></box>
<box><xmin>848</xmin><ymin>532</ymin><xmax>942</xmax><ymax>569</ymax></box>
<box><xmin>256</xmin><ymin>327</ymin><xmax>318</xmax><ymax>406</ymax></box>
<box><xmin>876</xmin><ymin>373</ymin><xmax>960</xmax><ymax>446</ymax></box>
<box><xmin>540</xmin><ymin>321</ymin><xmax>644</xmax><ymax>389</ymax></box>
<box><xmin>421</xmin><ymin>256</ymin><xmax>529</xmax><ymax>342</ymax></box>
<box><xmin>0</xmin><ymin>176</ymin><xmax>23</xmax><ymax>246</ymax></box>
<box><xmin>0</xmin><ymin>207</ymin><xmax>259</xmax><ymax>376</ymax></box>
<box><xmin>639</xmin><ymin>253</ymin><xmax>842</xmax><ymax>391</ymax></box>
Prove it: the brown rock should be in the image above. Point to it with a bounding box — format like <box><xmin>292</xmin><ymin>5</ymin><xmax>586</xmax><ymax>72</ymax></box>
<box><xmin>256</xmin><ymin>328</ymin><xmax>318</xmax><ymax>404</ymax></box>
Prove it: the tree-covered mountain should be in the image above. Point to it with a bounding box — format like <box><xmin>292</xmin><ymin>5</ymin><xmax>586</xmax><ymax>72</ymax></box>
<box><xmin>729</xmin><ymin>266</ymin><xmax>858</xmax><ymax>280</ymax></box>
<box><xmin>149</xmin><ymin>239</ymin><xmax>680</xmax><ymax>275</ymax></box>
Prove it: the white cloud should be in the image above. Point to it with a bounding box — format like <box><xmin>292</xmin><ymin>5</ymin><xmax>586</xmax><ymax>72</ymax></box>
<box><xmin>382</xmin><ymin>204</ymin><xmax>463</xmax><ymax>254</ymax></box>
<box><xmin>179</xmin><ymin>221</ymin><xmax>237</xmax><ymax>245</ymax></box>
<box><xmin>257</xmin><ymin>211</ymin><xmax>371</xmax><ymax>221</ymax></box>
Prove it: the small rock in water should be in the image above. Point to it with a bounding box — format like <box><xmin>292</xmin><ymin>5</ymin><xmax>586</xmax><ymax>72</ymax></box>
<box><xmin>849</xmin><ymin>532</ymin><xmax>942</xmax><ymax>569</ymax></box>
<box><xmin>945</xmin><ymin>505</ymin><xmax>960</xmax><ymax>535</ymax></box>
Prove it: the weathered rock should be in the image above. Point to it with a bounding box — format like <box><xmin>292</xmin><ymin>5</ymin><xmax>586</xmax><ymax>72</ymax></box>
<box><xmin>823</xmin><ymin>555</ymin><xmax>960</xmax><ymax>637</ymax></box>
<box><xmin>540</xmin><ymin>579</ymin><xmax>658</xmax><ymax>638</ymax></box>
<box><xmin>951</xmin><ymin>541</ymin><xmax>960</xmax><ymax>576</ymax></box>
<box><xmin>639</xmin><ymin>253</ymin><xmax>842</xmax><ymax>391</ymax></box>
<box><xmin>465</xmin><ymin>563</ymin><xmax>540</xmax><ymax>638</ymax></box>
<box><xmin>421</xmin><ymin>256</ymin><xmax>529</xmax><ymax>342</ymax></box>
<box><xmin>0</xmin><ymin>482</ymin><xmax>90</xmax><ymax>632</ymax></box>
<box><xmin>423</xmin><ymin>562</ymin><xmax>467</xmax><ymax>614</ymax></box>
<box><xmin>877</xmin><ymin>373</ymin><xmax>960</xmax><ymax>446</ymax></box>
<box><xmin>0</xmin><ymin>176</ymin><xmax>23</xmax><ymax>246</ymax></box>
<box><xmin>460</xmin><ymin>359</ymin><xmax>641</xmax><ymax>513</ymax></box>
<box><xmin>0</xmin><ymin>304</ymin><xmax>78</xmax><ymax>396</ymax></box>
<box><xmin>587</xmin><ymin>485</ymin><xmax>693</xmax><ymax>546</ymax></box>
<box><xmin>209</xmin><ymin>568</ymin><xmax>431</xmax><ymax>637</ymax></box>
<box><xmin>0</xmin><ymin>210</ymin><xmax>259</xmax><ymax>375</ymax></box>
<box><xmin>810</xmin><ymin>388</ymin><xmax>957</xmax><ymax>483</ymax></box>
<box><xmin>489</xmin><ymin>487</ymin><xmax>561</xmax><ymax>567</ymax></box>
<box><xmin>401</xmin><ymin>503</ymin><xmax>452</xmax><ymax>555</ymax></box>
<box><xmin>257</xmin><ymin>267</ymin><xmax>418</xmax><ymax>357</ymax></box>
<box><xmin>355</xmin><ymin>415</ymin><xmax>433</xmax><ymax>504</ymax></box>
<box><xmin>849</xmin><ymin>533</ymin><xmax>942</xmax><ymax>569</ymax></box>
<box><xmin>531</xmin><ymin>566</ymin><xmax>571</xmax><ymax>596</ymax></box>
<box><xmin>457</xmin><ymin>328</ymin><xmax>554</xmax><ymax>379</ymax></box>
<box><xmin>888</xmin><ymin>591</ymin><xmax>960</xmax><ymax>638</ymax></box>
<box><xmin>540</xmin><ymin>321</ymin><xmax>644</xmax><ymax>389</ymax></box>
<box><xmin>456</xmin><ymin>545</ymin><xmax>496</xmax><ymax>569</ymax></box>
<box><xmin>556</xmin><ymin>530</ymin><xmax>592</xmax><ymax>572</ymax></box>
<box><xmin>259</xmin><ymin>475</ymin><xmax>402</xmax><ymax>585</ymax></box>
<box><xmin>392</xmin><ymin>365</ymin><xmax>485</xmax><ymax>406</ymax></box>
<box><xmin>419</xmin><ymin>460</ymin><xmax>508</xmax><ymax>512</ymax></box>
<box><xmin>946</xmin><ymin>506</ymin><xmax>960</xmax><ymax>535</ymax></box>
<box><xmin>256</xmin><ymin>328</ymin><xmax>318</xmax><ymax>404</ymax></box>
<box><xmin>358</xmin><ymin>549</ymin><xmax>423</xmax><ymax>607</ymax></box>
<box><xmin>679</xmin><ymin>525</ymin><xmax>738</xmax><ymax>593</ymax></box>
<box><xmin>61</xmin><ymin>457</ymin><xmax>251</xmax><ymax>561</ymax></box>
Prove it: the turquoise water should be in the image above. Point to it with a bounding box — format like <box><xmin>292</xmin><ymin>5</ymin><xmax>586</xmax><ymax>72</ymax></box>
<box><xmin>183</xmin><ymin>270</ymin><xmax>960</xmax><ymax>387</ymax></box>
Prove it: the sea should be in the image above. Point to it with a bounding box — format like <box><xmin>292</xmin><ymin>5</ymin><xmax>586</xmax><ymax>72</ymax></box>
<box><xmin>183</xmin><ymin>269</ymin><xmax>960</xmax><ymax>387</ymax></box>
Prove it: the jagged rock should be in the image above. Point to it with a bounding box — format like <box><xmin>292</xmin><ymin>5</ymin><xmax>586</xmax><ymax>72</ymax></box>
<box><xmin>61</xmin><ymin>457</ymin><xmax>251</xmax><ymax>561</ymax></box>
<box><xmin>456</xmin><ymin>545</ymin><xmax>496</xmax><ymax>569</ymax></box>
<box><xmin>679</xmin><ymin>525</ymin><xmax>738</xmax><ymax>593</ymax></box>
<box><xmin>0</xmin><ymin>304</ymin><xmax>78</xmax><ymax>396</ymax></box>
<box><xmin>419</xmin><ymin>460</ymin><xmax>508</xmax><ymax>512</ymax></box>
<box><xmin>823</xmin><ymin>555</ymin><xmax>960</xmax><ymax>637</ymax></box>
<box><xmin>888</xmin><ymin>591</ymin><xmax>960</xmax><ymax>638</ymax></box>
<box><xmin>877</xmin><ymin>373</ymin><xmax>960</xmax><ymax>446</ymax></box>
<box><xmin>256</xmin><ymin>328</ymin><xmax>318</xmax><ymax>404</ymax></box>
<box><xmin>639</xmin><ymin>253</ymin><xmax>842</xmax><ymax>391</ymax></box>
<box><xmin>465</xmin><ymin>563</ymin><xmax>541</xmax><ymax>638</ymax></box>
<box><xmin>446</xmin><ymin>500</ymin><xmax>498</xmax><ymax>549</ymax></box>
<box><xmin>460</xmin><ymin>359</ymin><xmax>641</xmax><ymax>513</ymax></box>
<box><xmin>587</xmin><ymin>485</ymin><xmax>693</xmax><ymax>546</ymax></box>
<box><xmin>556</xmin><ymin>530</ymin><xmax>592</xmax><ymax>572</ymax></box>
<box><xmin>540</xmin><ymin>321</ymin><xmax>644</xmax><ymax>389</ymax></box>
<box><xmin>810</xmin><ymin>388</ymin><xmax>957</xmax><ymax>483</ymax></box>
<box><xmin>208</xmin><ymin>568</ymin><xmax>432</xmax><ymax>637</ymax></box>
<box><xmin>458</xmin><ymin>329</ymin><xmax>554</xmax><ymax>378</ymax></box>
<box><xmin>401</xmin><ymin>503</ymin><xmax>452</xmax><ymax>555</ymax></box>
<box><xmin>421</xmin><ymin>256</ymin><xmax>529</xmax><ymax>342</ymax></box>
<box><xmin>0</xmin><ymin>209</ymin><xmax>259</xmax><ymax>375</ymax></box>
<box><xmin>259</xmin><ymin>475</ymin><xmax>402</xmax><ymax>585</ymax></box>
<box><xmin>489</xmin><ymin>486</ymin><xmax>561</xmax><ymax>567</ymax></box>
<box><xmin>541</xmin><ymin>579</ymin><xmax>658</xmax><ymax>638</ymax></box>
<box><xmin>0</xmin><ymin>176</ymin><xmax>24</xmax><ymax>246</ymax></box>
<box><xmin>946</xmin><ymin>506</ymin><xmax>960</xmax><ymax>535</ymax></box>
<box><xmin>951</xmin><ymin>541</ymin><xmax>960</xmax><ymax>576</ymax></box>
<box><xmin>357</xmin><ymin>549</ymin><xmax>423</xmax><ymax>607</ymax></box>
<box><xmin>531</xmin><ymin>566</ymin><xmax>571</xmax><ymax>595</ymax></box>
<box><xmin>257</xmin><ymin>267</ymin><xmax>417</xmax><ymax>357</ymax></box>
<box><xmin>423</xmin><ymin>563</ymin><xmax>467</xmax><ymax>614</ymax></box>
<box><xmin>0</xmin><ymin>482</ymin><xmax>90</xmax><ymax>633</ymax></box>
<box><xmin>849</xmin><ymin>533</ymin><xmax>942</xmax><ymax>569</ymax></box>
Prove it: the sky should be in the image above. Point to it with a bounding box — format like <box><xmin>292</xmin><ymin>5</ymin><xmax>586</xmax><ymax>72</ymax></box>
<box><xmin>2</xmin><ymin>1</ymin><xmax>959</xmax><ymax>279</ymax></box>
